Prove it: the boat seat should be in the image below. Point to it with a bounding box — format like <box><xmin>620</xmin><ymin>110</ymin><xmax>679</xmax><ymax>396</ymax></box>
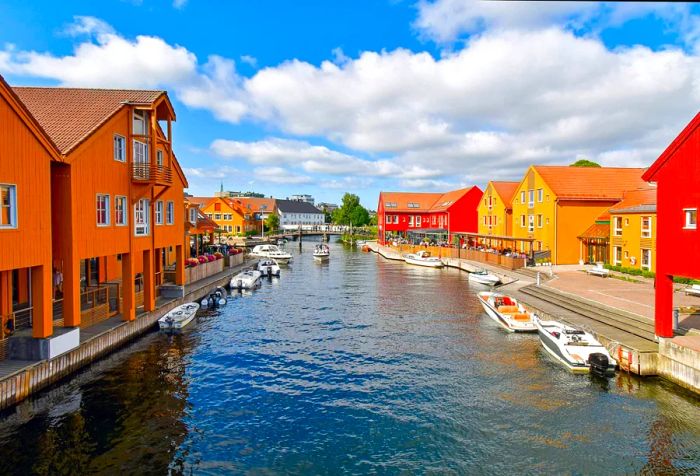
<box><xmin>497</xmin><ymin>305</ymin><xmax>519</xmax><ymax>314</ymax></box>
<box><xmin>512</xmin><ymin>313</ymin><xmax>531</xmax><ymax>321</ymax></box>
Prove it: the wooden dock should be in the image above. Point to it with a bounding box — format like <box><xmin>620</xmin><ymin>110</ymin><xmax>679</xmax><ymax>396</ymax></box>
<box><xmin>0</xmin><ymin>258</ymin><xmax>256</xmax><ymax>411</ymax></box>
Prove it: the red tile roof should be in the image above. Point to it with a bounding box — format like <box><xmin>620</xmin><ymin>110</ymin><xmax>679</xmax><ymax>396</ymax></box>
<box><xmin>578</xmin><ymin>222</ymin><xmax>610</xmax><ymax>239</ymax></box>
<box><xmin>490</xmin><ymin>181</ymin><xmax>519</xmax><ymax>207</ymax></box>
<box><xmin>12</xmin><ymin>86</ymin><xmax>165</xmax><ymax>154</ymax></box>
<box><xmin>188</xmin><ymin>197</ymin><xmax>215</xmax><ymax>208</ymax></box>
<box><xmin>238</xmin><ymin>197</ymin><xmax>276</xmax><ymax>213</ymax></box>
<box><xmin>534</xmin><ymin>166</ymin><xmax>648</xmax><ymax>201</ymax></box>
<box><xmin>609</xmin><ymin>187</ymin><xmax>657</xmax><ymax>214</ymax></box>
<box><xmin>380</xmin><ymin>192</ymin><xmax>442</xmax><ymax>212</ymax></box>
<box><xmin>430</xmin><ymin>187</ymin><xmax>479</xmax><ymax>211</ymax></box>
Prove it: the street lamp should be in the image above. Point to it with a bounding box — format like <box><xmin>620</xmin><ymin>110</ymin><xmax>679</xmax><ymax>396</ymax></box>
<box><xmin>261</xmin><ymin>204</ymin><xmax>268</xmax><ymax>239</ymax></box>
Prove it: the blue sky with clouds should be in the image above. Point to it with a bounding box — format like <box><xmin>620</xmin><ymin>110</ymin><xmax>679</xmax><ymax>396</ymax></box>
<box><xmin>2</xmin><ymin>1</ymin><xmax>700</xmax><ymax>208</ymax></box>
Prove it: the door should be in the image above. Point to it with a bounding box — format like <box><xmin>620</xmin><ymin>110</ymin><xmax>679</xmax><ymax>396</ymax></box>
<box><xmin>133</xmin><ymin>140</ymin><xmax>149</xmax><ymax>179</ymax></box>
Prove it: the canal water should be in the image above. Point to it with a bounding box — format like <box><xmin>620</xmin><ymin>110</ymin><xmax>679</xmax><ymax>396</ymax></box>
<box><xmin>0</xmin><ymin>241</ymin><xmax>698</xmax><ymax>475</ymax></box>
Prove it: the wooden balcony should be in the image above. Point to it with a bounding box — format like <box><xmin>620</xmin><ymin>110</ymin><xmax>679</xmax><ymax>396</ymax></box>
<box><xmin>131</xmin><ymin>163</ymin><xmax>172</xmax><ymax>186</ymax></box>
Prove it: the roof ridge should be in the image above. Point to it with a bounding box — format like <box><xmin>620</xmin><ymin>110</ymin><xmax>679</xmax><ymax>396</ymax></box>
<box><xmin>13</xmin><ymin>85</ymin><xmax>165</xmax><ymax>93</ymax></box>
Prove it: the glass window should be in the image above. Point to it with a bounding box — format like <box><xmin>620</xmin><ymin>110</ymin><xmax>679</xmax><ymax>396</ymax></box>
<box><xmin>113</xmin><ymin>135</ymin><xmax>126</xmax><ymax>162</ymax></box>
<box><xmin>520</xmin><ymin>191</ymin><xmax>525</xmax><ymax>204</ymax></box>
<box><xmin>416</xmin><ymin>216</ymin><xmax>421</xmax><ymax>226</ymax></box>
<box><xmin>155</xmin><ymin>201</ymin><xmax>163</xmax><ymax>225</ymax></box>
<box><xmin>614</xmin><ymin>246</ymin><xmax>622</xmax><ymax>265</ymax></box>
<box><xmin>133</xmin><ymin>110</ymin><xmax>149</xmax><ymax>136</ymax></box>
<box><xmin>684</xmin><ymin>209</ymin><xmax>696</xmax><ymax>229</ymax></box>
<box><xmin>537</xmin><ymin>214</ymin><xmax>543</xmax><ymax>228</ymax></box>
<box><xmin>409</xmin><ymin>216</ymin><xmax>414</xmax><ymax>227</ymax></box>
<box><xmin>156</xmin><ymin>150</ymin><xmax>163</xmax><ymax>167</ymax></box>
<box><xmin>189</xmin><ymin>207</ymin><xmax>197</xmax><ymax>223</ymax></box>
<box><xmin>96</xmin><ymin>194</ymin><xmax>110</xmax><ymax>226</ymax></box>
<box><xmin>134</xmin><ymin>199</ymin><xmax>150</xmax><ymax>236</ymax></box>
<box><xmin>0</xmin><ymin>185</ymin><xmax>17</xmax><ymax>228</ymax></box>
<box><xmin>528</xmin><ymin>215</ymin><xmax>534</xmax><ymax>232</ymax></box>
<box><xmin>167</xmin><ymin>201</ymin><xmax>174</xmax><ymax>224</ymax></box>
<box><xmin>537</xmin><ymin>189</ymin><xmax>543</xmax><ymax>202</ymax></box>
<box><xmin>614</xmin><ymin>216</ymin><xmax>623</xmax><ymax>236</ymax></box>
<box><xmin>528</xmin><ymin>190</ymin><xmax>534</xmax><ymax>207</ymax></box>
<box><xmin>641</xmin><ymin>249</ymin><xmax>652</xmax><ymax>270</ymax></box>
<box><xmin>520</xmin><ymin>215</ymin><xmax>525</xmax><ymax>227</ymax></box>
<box><xmin>641</xmin><ymin>216</ymin><xmax>652</xmax><ymax>238</ymax></box>
<box><xmin>115</xmin><ymin>196</ymin><xmax>127</xmax><ymax>225</ymax></box>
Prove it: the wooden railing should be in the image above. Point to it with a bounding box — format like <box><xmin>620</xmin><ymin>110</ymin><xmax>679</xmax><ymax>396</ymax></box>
<box><xmin>131</xmin><ymin>163</ymin><xmax>172</xmax><ymax>185</ymax></box>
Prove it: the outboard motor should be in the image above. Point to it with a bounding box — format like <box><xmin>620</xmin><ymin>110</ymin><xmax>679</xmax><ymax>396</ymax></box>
<box><xmin>236</xmin><ymin>279</ymin><xmax>243</xmax><ymax>290</ymax></box>
<box><xmin>201</xmin><ymin>297</ymin><xmax>210</xmax><ymax>307</ymax></box>
<box><xmin>266</xmin><ymin>266</ymin><xmax>272</xmax><ymax>278</ymax></box>
<box><xmin>588</xmin><ymin>352</ymin><xmax>611</xmax><ymax>377</ymax></box>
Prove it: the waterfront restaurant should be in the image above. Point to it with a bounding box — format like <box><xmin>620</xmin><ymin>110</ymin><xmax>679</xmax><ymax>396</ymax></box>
<box><xmin>607</xmin><ymin>188</ymin><xmax>657</xmax><ymax>272</ymax></box>
<box><xmin>0</xmin><ymin>77</ymin><xmax>191</xmax><ymax>358</ymax></box>
<box><xmin>643</xmin><ymin>112</ymin><xmax>700</xmax><ymax>338</ymax></box>
<box><xmin>477</xmin><ymin>181</ymin><xmax>519</xmax><ymax>245</ymax></box>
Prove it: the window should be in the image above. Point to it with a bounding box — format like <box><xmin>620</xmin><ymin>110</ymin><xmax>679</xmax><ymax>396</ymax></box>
<box><xmin>206</xmin><ymin>213</ymin><xmax>213</xmax><ymax>219</ymax></box>
<box><xmin>115</xmin><ymin>196</ymin><xmax>127</xmax><ymax>226</ymax></box>
<box><xmin>133</xmin><ymin>140</ymin><xmax>149</xmax><ymax>179</ymax></box>
<box><xmin>537</xmin><ymin>189</ymin><xmax>543</xmax><ymax>203</ymax></box>
<box><xmin>520</xmin><ymin>215</ymin><xmax>526</xmax><ymax>227</ymax></box>
<box><xmin>133</xmin><ymin>110</ymin><xmax>149</xmax><ymax>136</ymax></box>
<box><xmin>432</xmin><ymin>216</ymin><xmax>436</xmax><ymax>225</ymax></box>
<box><xmin>614</xmin><ymin>216</ymin><xmax>623</xmax><ymax>236</ymax></box>
<box><xmin>625</xmin><ymin>218</ymin><xmax>630</xmax><ymax>226</ymax></box>
<box><xmin>113</xmin><ymin>135</ymin><xmax>126</xmax><ymax>162</ymax></box>
<box><xmin>157</xmin><ymin>150</ymin><xmax>164</xmax><ymax>167</ymax></box>
<box><xmin>224</xmin><ymin>214</ymin><xmax>232</xmax><ymax>220</ymax></box>
<box><xmin>416</xmin><ymin>216</ymin><xmax>421</xmax><ymax>226</ymax></box>
<box><xmin>528</xmin><ymin>215</ymin><xmax>534</xmax><ymax>232</ymax></box>
<box><xmin>134</xmin><ymin>199</ymin><xmax>150</xmax><ymax>236</ymax></box>
<box><xmin>0</xmin><ymin>185</ymin><xmax>17</xmax><ymax>228</ymax></box>
<box><xmin>167</xmin><ymin>201</ymin><xmax>174</xmax><ymax>224</ymax></box>
<box><xmin>493</xmin><ymin>216</ymin><xmax>497</xmax><ymax>226</ymax></box>
<box><xmin>614</xmin><ymin>246</ymin><xmax>622</xmax><ymax>265</ymax></box>
<box><xmin>520</xmin><ymin>191</ymin><xmax>526</xmax><ymax>204</ymax></box>
<box><xmin>96</xmin><ymin>194</ymin><xmax>110</xmax><ymax>226</ymax></box>
<box><xmin>385</xmin><ymin>201</ymin><xmax>397</xmax><ymax>208</ymax></box>
<box><xmin>537</xmin><ymin>214</ymin><xmax>543</xmax><ymax>228</ymax></box>
<box><xmin>215</xmin><ymin>203</ymin><xmax>221</xmax><ymax>212</ymax></box>
<box><xmin>528</xmin><ymin>190</ymin><xmax>535</xmax><ymax>208</ymax></box>
<box><xmin>641</xmin><ymin>249</ymin><xmax>652</xmax><ymax>270</ymax></box>
<box><xmin>155</xmin><ymin>201</ymin><xmax>163</xmax><ymax>225</ymax></box>
<box><xmin>407</xmin><ymin>202</ymin><xmax>420</xmax><ymax>209</ymax></box>
<box><xmin>641</xmin><ymin>216</ymin><xmax>652</xmax><ymax>238</ymax></box>
<box><xmin>393</xmin><ymin>215</ymin><xmax>399</xmax><ymax>224</ymax></box>
<box><xmin>483</xmin><ymin>216</ymin><xmax>488</xmax><ymax>225</ymax></box>
<box><xmin>409</xmin><ymin>216</ymin><xmax>414</xmax><ymax>227</ymax></box>
<box><xmin>214</xmin><ymin>214</ymin><xmax>222</xmax><ymax>220</ymax></box>
<box><xmin>684</xmin><ymin>208</ymin><xmax>697</xmax><ymax>229</ymax></box>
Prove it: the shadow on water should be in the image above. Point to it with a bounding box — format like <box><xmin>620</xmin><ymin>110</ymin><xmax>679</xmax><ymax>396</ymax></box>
<box><xmin>0</xmin><ymin>241</ymin><xmax>697</xmax><ymax>474</ymax></box>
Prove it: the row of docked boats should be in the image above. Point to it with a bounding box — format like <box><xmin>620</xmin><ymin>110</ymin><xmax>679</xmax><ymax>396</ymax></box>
<box><xmin>402</xmin><ymin>250</ymin><xmax>502</xmax><ymax>285</ymax></box>
<box><xmin>477</xmin><ymin>291</ymin><xmax>617</xmax><ymax>376</ymax></box>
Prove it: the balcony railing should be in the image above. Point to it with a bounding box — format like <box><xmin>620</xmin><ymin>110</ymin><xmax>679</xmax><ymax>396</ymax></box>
<box><xmin>132</xmin><ymin>163</ymin><xmax>172</xmax><ymax>185</ymax></box>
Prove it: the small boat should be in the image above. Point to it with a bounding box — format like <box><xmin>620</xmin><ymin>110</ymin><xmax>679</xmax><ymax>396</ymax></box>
<box><xmin>201</xmin><ymin>286</ymin><xmax>228</xmax><ymax>308</ymax></box>
<box><xmin>230</xmin><ymin>270</ymin><xmax>262</xmax><ymax>290</ymax></box>
<box><xmin>477</xmin><ymin>292</ymin><xmax>537</xmax><ymax>333</ymax></box>
<box><xmin>468</xmin><ymin>269</ymin><xmax>501</xmax><ymax>286</ymax></box>
<box><xmin>250</xmin><ymin>244</ymin><xmax>293</xmax><ymax>263</ymax></box>
<box><xmin>257</xmin><ymin>258</ymin><xmax>281</xmax><ymax>277</ymax></box>
<box><xmin>158</xmin><ymin>303</ymin><xmax>200</xmax><ymax>331</ymax></box>
<box><xmin>534</xmin><ymin>317</ymin><xmax>617</xmax><ymax>375</ymax></box>
<box><xmin>313</xmin><ymin>244</ymin><xmax>330</xmax><ymax>261</ymax></box>
<box><xmin>403</xmin><ymin>250</ymin><xmax>443</xmax><ymax>268</ymax></box>
<box><xmin>356</xmin><ymin>240</ymin><xmax>367</xmax><ymax>245</ymax></box>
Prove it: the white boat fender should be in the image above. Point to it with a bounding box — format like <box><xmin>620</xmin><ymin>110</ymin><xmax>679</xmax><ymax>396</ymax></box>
<box><xmin>201</xmin><ymin>297</ymin><xmax>210</xmax><ymax>307</ymax></box>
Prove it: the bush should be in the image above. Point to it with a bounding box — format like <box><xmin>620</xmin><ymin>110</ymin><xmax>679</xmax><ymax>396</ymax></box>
<box><xmin>186</xmin><ymin>258</ymin><xmax>199</xmax><ymax>268</ymax></box>
<box><xmin>214</xmin><ymin>252</ymin><xmax>224</xmax><ymax>260</ymax></box>
<box><xmin>197</xmin><ymin>256</ymin><xmax>208</xmax><ymax>264</ymax></box>
<box><xmin>642</xmin><ymin>270</ymin><xmax>656</xmax><ymax>279</ymax></box>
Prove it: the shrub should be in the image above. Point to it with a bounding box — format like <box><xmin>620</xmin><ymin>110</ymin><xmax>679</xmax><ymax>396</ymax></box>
<box><xmin>197</xmin><ymin>256</ymin><xmax>208</xmax><ymax>264</ymax></box>
<box><xmin>206</xmin><ymin>254</ymin><xmax>216</xmax><ymax>262</ymax></box>
<box><xmin>214</xmin><ymin>252</ymin><xmax>224</xmax><ymax>259</ymax></box>
<box><xmin>642</xmin><ymin>270</ymin><xmax>656</xmax><ymax>279</ymax></box>
<box><xmin>186</xmin><ymin>258</ymin><xmax>199</xmax><ymax>268</ymax></box>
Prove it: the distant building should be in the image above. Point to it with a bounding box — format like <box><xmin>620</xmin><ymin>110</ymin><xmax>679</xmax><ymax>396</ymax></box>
<box><xmin>288</xmin><ymin>194</ymin><xmax>315</xmax><ymax>206</ymax></box>
<box><xmin>317</xmin><ymin>202</ymin><xmax>338</xmax><ymax>213</ymax></box>
<box><xmin>277</xmin><ymin>199</ymin><xmax>325</xmax><ymax>230</ymax></box>
<box><xmin>214</xmin><ymin>182</ymin><xmax>264</xmax><ymax>198</ymax></box>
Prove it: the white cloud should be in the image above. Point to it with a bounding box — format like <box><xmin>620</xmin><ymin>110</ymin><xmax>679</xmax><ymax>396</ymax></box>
<box><xmin>183</xmin><ymin>165</ymin><xmax>240</xmax><ymax>179</ymax></box>
<box><xmin>254</xmin><ymin>167</ymin><xmax>312</xmax><ymax>184</ymax></box>
<box><xmin>240</xmin><ymin>55</ymin><xmax>258</xmax><ymax>68</ymax></box>
<box><xmin>173</xmin><ymin>0</ymin><xmax>187</xmax><ymax>9</ymax></box>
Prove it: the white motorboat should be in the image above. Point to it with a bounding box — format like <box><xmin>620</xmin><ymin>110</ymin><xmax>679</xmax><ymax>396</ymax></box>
<box><xmin>257</xmin><ymin>258</ymin><xmax>281</xmax><ymax>277</ymax></box>
<box><xmin>250</xmin><ymin>244</ymin><xmax>293</xmax><ymax>263</ymax></box>
<box><xmin>230</xmin><ymin>270</ymin><xmax>262</xmax><ymax>290</ymax></box>
<box><xmin>201</xmin><ymin>286</ymin><xmax>228</xmax><ymax>308</ymax></box>
<box><xmin>158</xmin><ymin>303</ymin><xmax>200</xmax><ymax>331</ymax></box>
<box><xmin>477</xmin><ymin>292</ymin><xmax>538</xmax><ymax>333</ymax></box>
<box><xmin>534</xmin><ymin>317</ymin><xmax>617</xmax><ymax>375</ymax></box>
<box><xmin>313</xmin><ymin>244</ymin><xmax>330</xmax><ymax>261</ymax></box>
<box><xmin>468</xmin><ymin>269</ymin><xmax>501</xmax><ymax>286</ymax></box>
<box><xmin>355</xmin><ymin>240</ymin><xmax>367</xmax><ymax>245</ymax></box>
<box><xmin>403</xmin><ymin>250</ymin><xmax>443</xmax><ymax>268</ymax></box>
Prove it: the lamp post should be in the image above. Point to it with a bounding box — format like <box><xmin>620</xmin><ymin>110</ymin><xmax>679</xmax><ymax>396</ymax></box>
<box><xmin>260</xmin><ymin>204</ymin><xmax>268</xmax><ymax>240</ymax></box>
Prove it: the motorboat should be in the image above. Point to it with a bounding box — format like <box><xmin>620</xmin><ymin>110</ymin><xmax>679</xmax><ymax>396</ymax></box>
<box><xmin>534</xmin><ymin>317</ymin><xmax>617</xmax><ymax>375</ymax></box>
<box><xmin>257</xmin><ymin>258</ymin><xmax>281</xmax><ymax>277</ymax></box>
<box><xmin>158</xmin><ymin>303</ymin><xmax>200</xmax><ymax>331</ymax></box>
<box><xmin>313</xmin><ymin>244</ymin><xmax>330</xmax><ymax>261</ymax></box>
<box><xmin>355</xmin><ymin>240</ymin><xmax>367</xmax><ymax>246</ymax></box>
<box><xmin>250</xmin><ymin>244</ymin><xmax>292</xmax><ymax>263</ymax></box>
<box><xmin>477</xmin><ymin>292</ymin><xmax>537</xmax><ymax>333</ymax></box>
<box><xmin>468</xmin><ymin>269</ymin><xmax>501</xmax><ymax>286</ymax></box>
<box><xmin>230</xmin><ymin>270</ymin><xmax>262</xmax><ymax>290</ymax></box>
<box><xmin>403</xmin><ymin>250</ymin><xmax>443</xmax><ymax>268</ymax></box>
<box><xmin>201</xmin><ymin>286</ymin><xmax>228</xmax><ymax>308</ymax></box>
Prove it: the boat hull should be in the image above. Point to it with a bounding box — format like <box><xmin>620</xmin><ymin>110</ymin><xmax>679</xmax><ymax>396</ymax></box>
<box><xmin>158</xmin><ymin>303</ymin><xmax>200</xmax><ymax>331</ymax></box>
<box><xmin>535</xmin><ymin>324</ymin><xmax>590</xmax><ymax>373</ymax></box>
<box><xmin>230</xmin><ymin>271</ymin><xmax>262</xmax><ymax>290</ymax></box>
<box><xmin>404</xmin><ymin>257</ymin><xmax>443</xmax><ymax>268</ymax></box>
<box><xmin>468</xmin><ymin>273</ymin><xmax>500</xmax><ymax>286</ymax></box>
<box><xmin>477</xmin><ymin>294</ymin><xmax>537</xmax><ymax>333</ymax></box>
<box><xmin>313</xmin><ymin>254</ymin><xmax>329</xmax><ymax>261</ymax></box>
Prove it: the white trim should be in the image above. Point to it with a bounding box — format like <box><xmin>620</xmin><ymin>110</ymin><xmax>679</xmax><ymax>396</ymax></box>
<box><xmin>166</xmin><ymin>201</ymin><xmax>175</xmax><ymax>225</ymax></box>
<box><xmin>0</xmin><ymin>184</ymin><xmax>18</xmax><ymax>229</ymax></box>
<box><xmin>113</xmin><ymin>134</ymin><xmax>126</xmax><ymax>162</ymax></box>
<box><xmin>155</xmin><ymin>200</ymin><xmax>164</xmax><ymax>225</ymax></box>
<box><xmin>96</xmin><ymin>193</ymin><xmax>110</xmax><ymax>226</ymax></box>
<box><xmin>683</xmin><ymin>208</ymin><xmax>697</xmax><ymax>230</ymax></box>
<box><xmin>115</xmin><ymin>195</ymin><xmax>128</xmax><ymax>226</ymax></box>
<box><xmin>134</xmin><ymin>199</ymin><xmax>150</xmax><ymax>236</ymax></box>
<box><xmin>641</xmin><ymin>248</ymin><xmax>652</xmax><ymax>271</ymax></box>
<box><xmin>641</xmin><ymin>216</ymin><xmax>652</xmax><ymax>238</ymax></box>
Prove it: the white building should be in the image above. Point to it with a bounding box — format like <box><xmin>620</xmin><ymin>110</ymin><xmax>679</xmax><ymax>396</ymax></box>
<box><xmin>288</xmin><ymin>194</ymin><xmax>315</xmax><ymax>206</ymax></box>
<box><xmin>277</xmin><ymin>199</ymin><xmax>325</xmax><ymax>230</ymax></box>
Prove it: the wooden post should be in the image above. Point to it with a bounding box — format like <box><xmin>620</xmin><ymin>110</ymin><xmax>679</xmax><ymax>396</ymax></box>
<box><xmin>121</xmin><ymin>252</ymin><xmax>136</xmax><ymax>322</ymax></box>
<box><xmin>0</xmin><ymin>271</ymin><xmax>12</xmax><ymax>331</ymax></box>
<box><xmin>62</xmin><ymin>256</ymin><xmax>81</xmax><ymax>327</ymax></box>
<box><xmin>31</xmin><ymin>265</ymin><xmax>52</xmax><ymax>338</ymax></box>
<box><xmin>143</xmin><ymin>249</ymin><xmax>155</xmax><ymax>312</ymax></box>
<box><xmin>175</xmin><ymin>245</ymin><xmax>185</xmax><ymax>286</ymax></box>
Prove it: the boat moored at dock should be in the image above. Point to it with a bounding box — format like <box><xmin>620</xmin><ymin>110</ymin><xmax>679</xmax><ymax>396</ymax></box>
<box><xmin>158</xmin><ymin>303</ymin><xmax>201</xmax><ymax>331</ymax></box>
<box><xmin>251</xmin><ymin>244</ymin><xmax>293</xmax><ymax>263</ymax></box>
<box><xmin>477</xmin><ymin>292</ymin><xmax>537</xmax><ymax>332</ymax></box>
<box><xmin>403</xmin><ymin>250</ymin><xmax>443</xmax><ymax>268</ymax></box>
<box><xmin>257</xmin><ymin>258</ymin><xmax>282</xmax><ymax>277</ymax></box>
<box><xmin>468</xmin><ymin>269</ymin><xmax>501</xmax><ymax>286</ymax></box>
<box><xmin>313</xmin><ymin>244</ymin><xmax>330</xmax><ymax>261</ymax></box>
<box><xmin>201</xmin><ymin>287</ymin><xmax>228</xmax><ymax>308</ymax></box>
<box><xmin>534</xmin><ymin>317</ymin><xmax>617</xmax><ymax>375</ymax></box>
<box><xmin>230</xmin><ymin>270</ymin><xmax>263</xmax><ymax>290</ymax></box>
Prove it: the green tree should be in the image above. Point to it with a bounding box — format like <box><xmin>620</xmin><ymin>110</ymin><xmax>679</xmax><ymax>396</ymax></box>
<box><xmin>570</xmin><ymin>159</ymin><xmax>601</xmax><ymax>167</ymax></box>
<box><xmin>332</xmin><ymin>193</ymin><xmax>371</xmax><ymax>226</ymax></box>
<box><xmin>266</xmin><ymin>213</ymin><xmax>280</xmax><ymax>231</ymax></box>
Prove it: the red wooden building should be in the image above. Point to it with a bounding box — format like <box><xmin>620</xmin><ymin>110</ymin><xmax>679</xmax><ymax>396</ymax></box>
<box><xmin>642</xmin><ymin>113</ymin><xmax>700</xmax><ymax>337</ymax></box>
<box><xmin>377</xmin><ymin>187</ymin><xmax>483</xmax><ymax>244</ymax></box>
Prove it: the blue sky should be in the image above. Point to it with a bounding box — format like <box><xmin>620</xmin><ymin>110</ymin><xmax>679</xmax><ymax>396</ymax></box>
<box><xmin>2</xmin><ymin>1</ymin><xmax>700</xmax><ymax>208</ymax></box>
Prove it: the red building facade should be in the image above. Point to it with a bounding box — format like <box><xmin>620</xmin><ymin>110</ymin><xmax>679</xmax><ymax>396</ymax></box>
<box><xmin>377</xmin><ymin>187</ymin><xmax>483</xmax><ymax>244</ymax></box>
<box><xmin>642</xmin><ymin>113</ymin><xmax>700</xmax><ymax>337</ymax></box>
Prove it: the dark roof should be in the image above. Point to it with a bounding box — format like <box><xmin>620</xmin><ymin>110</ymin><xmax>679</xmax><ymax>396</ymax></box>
<box><xmin>276</xmin><ymin>199</ymin><xmax>324</xmax><ymax>214</ymax></box>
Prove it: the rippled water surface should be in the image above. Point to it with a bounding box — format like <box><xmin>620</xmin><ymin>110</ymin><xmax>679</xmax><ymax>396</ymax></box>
<box><xmin>0</xmin><ymin>241</ymin><xmax>698</xmax><ymax>475</ymax></box>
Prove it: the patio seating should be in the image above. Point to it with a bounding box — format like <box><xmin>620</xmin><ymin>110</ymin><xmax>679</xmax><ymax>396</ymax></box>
<box><xmin>587</xmin><ymin>263</ymin><xmax>609</xmax><ymax>277</ymax></box>
<box><xmin>684</xmin><ymin>284</ymin><xmax>700</xmax><ymax>296</ymax></box>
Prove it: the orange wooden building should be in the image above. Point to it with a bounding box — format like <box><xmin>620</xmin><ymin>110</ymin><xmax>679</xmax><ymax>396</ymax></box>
<box><xmin>0</xmin><ymin>81</ymin><xmax>190</xmax><ymax>357</ymax></box>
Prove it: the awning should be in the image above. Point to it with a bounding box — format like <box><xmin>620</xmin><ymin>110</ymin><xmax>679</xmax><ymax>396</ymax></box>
<box><xmin>578</xmin><ymin>223</ymin><xmax>610</xmax><ymax>240</ymax></box>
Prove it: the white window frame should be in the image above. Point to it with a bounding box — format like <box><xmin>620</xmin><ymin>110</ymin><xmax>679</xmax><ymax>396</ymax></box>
<box><xmin>641</xmin><ymin>248</ymin><xmax>652</xmax><ymax>270</ymax></box>
<box><xmin>537</xmin><ymin>189</ymin><xmax>543</xmax><ymax>203</ymax></box>
<box><xmin>115</xmin><ymin>195</ymin><xmax>128</xmax><ymax>226</ymax></box>
<box><xmin>416</xmin><ymin>215</ymin><xmax>421</xmax><ymax>227</ymax></box>
<box><xmin>520</xmin><ymin>191</ymin><xmax>525</xmax><ymax>204</ymax></box>
<box><xmin>156</xmin><ymin>150</ymin><xmax>164</xmax><ymax>167</ymax></box>
<box><xmin>0</xmin><ymin>184</ymin><xmax>17</xmax><ymax>229</ymax></box>
<box><xmin>189</xmin><ymin>207</ymin><xmax>197</xmax><ymax>224</ymax></box>
<box><xmin>613</xmin><ymin>216</ymin><xmax>623</xmax><ymax>236</ymax></box>
<box><xmin>134</xmin><ymin>199</ymin><xmax>150</xmax><ymax>236</ymax></box>
<box><xmin>167</xmin><ymin>201</ymin><xmax>174</xmax><ymax>225</ymax></box>
<box><xmin>133</xmin><ymin>110</ymin><xmax>149</xmax><ymax>136</ymax></box>
<box><xmin>113</xmin><ymin>134</ymin><xmax>126</xmax><ymax>162</ymax></box>
<box><xmin>537</xmin><ymin>214</ymin><xmax>543</xmax><ymax>228</ymax></box>
<box><xmin>155</xmin><ymin>200</ymin><xmax>163</xmax><ymax>225</ymax></box>
<box><xmin>528</xmin><ymin>190</ymin><xmax>535</xmax><ymax>208</ymax></box>
<box><xmin>641</xmin><ymin>216</ymin><xmax>652</xmax><ymax>238</ymax></box>
<box><xmin>520</xmin><ymin>215</ymin><xmax>526</xmax><ymax>228</ymax></box>
<box><xmin>96</xmin><ymin>194</ymin><xmax>110</xmax><ymax>226</ymax></box>
<box><xmin>614</xmin><ymin>246</ymin><xmax>622</xmax><ymax>265</ymax></box>
<box><xmin>409</xmin><ymin>216</ymin><xmax>414</xmax><ymax>227</ymax></box>
<box><xmin>528</xmin><ymin>214</ymin><xmax>534</xmax><ymax>233</ymax></box>
<box><xmin>684</xmin><ymin>208</ymin><xmax>697</xmax><ymax>230</ymax></box>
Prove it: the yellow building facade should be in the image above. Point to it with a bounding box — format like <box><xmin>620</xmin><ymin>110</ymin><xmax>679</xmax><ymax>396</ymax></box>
<box><xmin>477</xmin><ymin>181</ymin><xmax>518</xmax><ymax>242</ymax></box>
<box><xmin>511</xmin><ymin>166</ymin><xmax>648</xmax><ymax>265</ymax></box>
<box><xmin>191</xmin><ymin>197</ymin><xmax>254</xmax><ymax>236</ymax></box>
<box><xmin>609</xmin><ymin>189</ymin><xmax>656</xmax><ymax>272</ymax></box>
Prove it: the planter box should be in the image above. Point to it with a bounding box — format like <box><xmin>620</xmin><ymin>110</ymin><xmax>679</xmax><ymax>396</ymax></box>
<box><xmin>185</xmin><ymin>259</ymin><xmax>225</xmax><ymax>284</ymax></box>
<box><xmin>228</xmin><ymin>254</ymin><xmax>244</xmax><ymax>268</ymax></box>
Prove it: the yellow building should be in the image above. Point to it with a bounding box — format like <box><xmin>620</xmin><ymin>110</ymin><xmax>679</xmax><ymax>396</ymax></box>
<box><xmin>609</xmin><ymin>188</ymin><xmax>657</xmax><ymax>272</ymax></box>
<box><xmin>477</xmin><ymin>181</ymin><xmax>518</xmax><ymax>243</ymax></box>
<box><xmin>190</xmin><ymin>197</ymin><xmax>255</xmax><ymax>236</ymax></box>
<box><xmin>510</xmin><ymin>165</ymin><xmax>648</xmax><ymax>264</ymax></box>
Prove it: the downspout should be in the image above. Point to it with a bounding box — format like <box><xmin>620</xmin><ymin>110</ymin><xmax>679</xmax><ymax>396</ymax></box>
<box><xmin>554</xmin><ymin>198</ymin><xmax>559</xmax><ymax>265</ymax></box>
